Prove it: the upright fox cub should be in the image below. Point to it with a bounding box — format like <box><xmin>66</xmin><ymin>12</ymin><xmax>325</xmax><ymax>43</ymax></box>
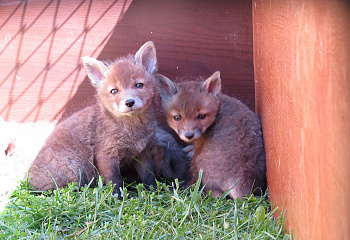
<box><xmin>158</xmin><ymin>72</ymin><xmax>267</xmax><ymax>198</ymax></box>
<box><xmin>27</xmin><ymin>41</ymin><xmax>188</xmax><ymax>195</ymax></box>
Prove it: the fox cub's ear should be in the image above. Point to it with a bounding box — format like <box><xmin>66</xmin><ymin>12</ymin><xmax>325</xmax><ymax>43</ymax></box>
<box><xmin>201</xmin><ymin>71</ymin><xmax>221</xmax><ymax>96</ymax></box>
<box><xmin>135</xmin><ymin>41</ymin><xmax>157</xmax><ymax>74</ymax></box>
<box><xmin>81</xmin><ymin>57</ymin><xmax>109</xmax><ymax>87</ymax></box>
<box><xmin>157</xmin><ymin>74</ymin><xmax>177</xmax><ymax>100</ymax></box>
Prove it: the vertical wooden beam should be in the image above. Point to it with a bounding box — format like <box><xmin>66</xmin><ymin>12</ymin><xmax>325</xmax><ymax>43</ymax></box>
<box><xmin>253</xmin><ymin>0</ymin><xmax>350</xmax><ymax>239</ymax></box>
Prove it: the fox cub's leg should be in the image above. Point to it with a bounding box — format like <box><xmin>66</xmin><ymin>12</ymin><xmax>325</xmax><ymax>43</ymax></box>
<box><xmin>134</xmin><ymin>151</ymin><xmax>157</xmax><ymax>188</ymax></box>
<box><xmin>96</xmin><ymin>152</ymin><xmax>124</xmax><ymax>196</ymax></box>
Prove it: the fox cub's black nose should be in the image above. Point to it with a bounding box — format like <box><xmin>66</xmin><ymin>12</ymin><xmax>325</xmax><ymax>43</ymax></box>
<box><xmin>125</xmin><ymin>99</ymin><xmax>135</xmax><ymax>108</ymax></box>
<box><xmin>185</xmin><ymin>132</ymin><xmax>194</xmax><ymax>140</ymax></box>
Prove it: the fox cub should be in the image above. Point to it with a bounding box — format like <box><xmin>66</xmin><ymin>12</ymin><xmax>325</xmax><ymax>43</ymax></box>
<box><xmin>27</xmin><ymin>41</ymin><xmax>188</xmax><ymax>195</ymax></box>
<box><xmin>157</xmin><ymin>71</ymin><xmax>267</xmax><ymax>198</ymax></box>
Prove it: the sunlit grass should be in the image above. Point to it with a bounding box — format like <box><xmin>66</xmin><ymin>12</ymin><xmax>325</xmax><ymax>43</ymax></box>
<box><xmin>0</xmin><ymin>173</ymin><xmax>293</xmax><ymax>239</ymax></box>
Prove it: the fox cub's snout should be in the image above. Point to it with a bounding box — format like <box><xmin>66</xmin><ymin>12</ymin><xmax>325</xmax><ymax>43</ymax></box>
<box><xmin>157</xmin><ymin>72</ymin><xmax>221</xmax><ymax>143</ymax></box>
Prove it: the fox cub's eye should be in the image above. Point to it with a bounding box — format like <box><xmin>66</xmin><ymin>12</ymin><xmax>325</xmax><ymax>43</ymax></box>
<box><xmin>135</xmin><ymin>83</ymin><xmax>143</xmax><ymax>88</ymax></box>
<box><xmin>198</xmin><ymin>114</ymin><xmax>206</xmax><ymax>120</ymax></box>
<box><xmin>173</xmin><ymin>115</ymin><xmax>182</xmax><ymax>121</ymax></box>
<box><xmin>110</xmin><ymin>89</ymin><xmax>118</xmax><ymax>95</ymax></box>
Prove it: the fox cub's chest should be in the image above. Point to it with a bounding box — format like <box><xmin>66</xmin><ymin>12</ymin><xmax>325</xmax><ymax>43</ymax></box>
<box><xmin>101</xmin><ymin>126</ymin><xmax>154</xmax><ymax>156</ymax></box>
<box><xmin>122</xmin><ymin>133</ymin><xmax>154</xmax><ymax>154</ymax></box>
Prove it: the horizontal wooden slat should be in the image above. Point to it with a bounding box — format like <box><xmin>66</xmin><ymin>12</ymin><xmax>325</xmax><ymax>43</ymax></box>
<box><xmin>0</xmin><ymin>0</ymin><xmax>254</xmax><ymax>122</ymax></box>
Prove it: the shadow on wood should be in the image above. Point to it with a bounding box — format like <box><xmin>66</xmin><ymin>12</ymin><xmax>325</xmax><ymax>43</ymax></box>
<box><xmin>0</xmin><ymin>0</ymin><xmax>254</xmax><ymax>123</ymax></box>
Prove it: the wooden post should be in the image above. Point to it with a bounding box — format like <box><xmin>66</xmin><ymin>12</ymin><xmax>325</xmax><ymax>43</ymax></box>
<box><xmin>253</xmin><ymin>0</ymin><xmax>350</xmax><ymax>239</ymax></box>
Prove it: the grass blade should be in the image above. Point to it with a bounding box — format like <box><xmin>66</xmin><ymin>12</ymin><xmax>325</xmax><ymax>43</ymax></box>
<box><xmin>233</xmin><ymin>203</ymin><xmax>239</xmax><ymax>240</ymax></box>
<box><xmin>179</xmin><ymin>170</ymin><xmax>203</xmax><ymax>227</ymax></box>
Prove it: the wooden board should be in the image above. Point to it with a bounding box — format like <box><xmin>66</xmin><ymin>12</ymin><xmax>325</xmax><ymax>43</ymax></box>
<box><xmin>0</xmin><ymin>0</ymin><xmax>254</xmax><ymax>122</ymax></box>
<box><xmin>252</xmin><ymin>0</ymin><xmax>350</xmax><ymax>239</ymax></box>
<box><xmin>0</xmin><ymin>0</ymin><xmax>132</xmax><ymax>122</ymax></box>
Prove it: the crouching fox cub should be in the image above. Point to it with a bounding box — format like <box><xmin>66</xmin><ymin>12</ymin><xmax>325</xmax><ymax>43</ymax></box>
<box><xmin>157</xmin><ymin>72</ymin><xmax>267</xmax><ymax>198</ymax></box>
<box><xmin>27</xmin><ymin>41</ymin><xmax>188</xmax><ymax>195</ymax></box>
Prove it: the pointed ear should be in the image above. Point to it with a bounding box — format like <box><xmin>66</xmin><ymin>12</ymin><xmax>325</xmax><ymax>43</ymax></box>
<box><xmin>81</xmin><ymin>57</ymin><xmax>109</xmax><ymax>87</ymax></box>
<box><xmin>135</xmin><ymin>41</ymin><xmax>157</xmax><ymax>74</ymax></box>
<box><xmin>201</xmin><ymin>71</ymin><xmax>221</xmax><ymax>96</ymax></box>
<box><xmin>156</xmin><ymin>74</ymin><xmax>177</xmax><ymax>100</ymax></box>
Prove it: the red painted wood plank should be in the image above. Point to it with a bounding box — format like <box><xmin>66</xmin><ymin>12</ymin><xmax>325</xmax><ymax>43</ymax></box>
<box><xmin>0</xmin><ymin>0</ymin><xmax>254</xmax><ymax>123</ymax></box>
<box><xmin>0</xmin><ymin>0</ymin><xmax>133</xmax><ymax>122</ymax></box>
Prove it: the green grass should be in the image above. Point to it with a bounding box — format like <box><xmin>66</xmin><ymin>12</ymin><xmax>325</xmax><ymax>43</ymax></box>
<box><xmin>0</xmin><ymin>173</ymin><xmax>293</xmax><ymax>239</ymax></box>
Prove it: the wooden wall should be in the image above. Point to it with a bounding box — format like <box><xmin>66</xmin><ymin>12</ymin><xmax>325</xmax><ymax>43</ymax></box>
<box><xmin>0</xmin><ymin>0</ymin><xmax>254</xmax><ymax>123</ymax></box>
<box><xmin>253</xmin><ymin>0</ymin><xmax>350</xmax><ymax>239</ymax></box>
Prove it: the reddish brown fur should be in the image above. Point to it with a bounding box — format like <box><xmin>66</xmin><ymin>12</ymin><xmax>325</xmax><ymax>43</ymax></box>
<box><xmin>27</xmin><ymin>41</ymin><xmax>188</xmax><ymax>195</ymax></box>
<box><xmin>158</xmin><ymin>72</ymin><xmax>267</xmax><ymax>198</ymax></box>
